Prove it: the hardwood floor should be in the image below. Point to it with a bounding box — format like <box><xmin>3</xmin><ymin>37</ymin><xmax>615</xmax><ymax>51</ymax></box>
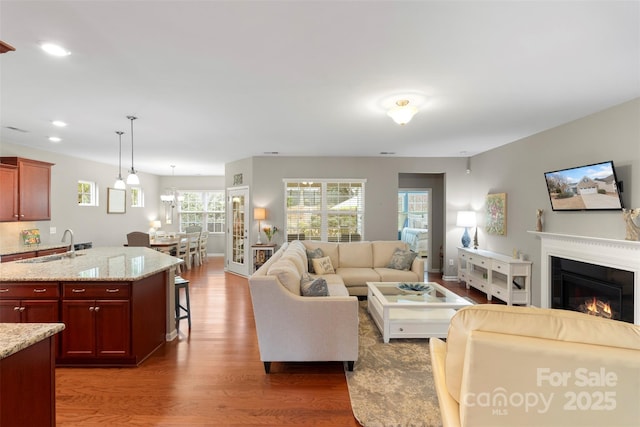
<box><xmin>56</xmin><ymin>257</ymin><xmax>493</xmax><ymax>426</ymax></box>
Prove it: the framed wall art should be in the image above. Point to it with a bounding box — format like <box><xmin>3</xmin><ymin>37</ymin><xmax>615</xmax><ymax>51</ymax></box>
<box><xmin>107</xmin><ymin>188</ymin><xmax>126</xmax><ymax>214</ymax></box>
<box><xmin>486</xmin><ymin>193</ymin><xmax>507</xmax><ymax>235</ymax></box>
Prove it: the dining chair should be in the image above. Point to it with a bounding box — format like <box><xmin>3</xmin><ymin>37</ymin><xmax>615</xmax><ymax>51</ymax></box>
<box><xmin>175</xmin><ymin>237</ymin><xmax>190</xmax><ymax>273</ymax></box>
<box><xmin>187</xmin><ymin>232</ymin><xmax>201</xmax><ymax>268</ymax></box>
<box><xmin>185</xmin><ymin>225</ymin><xmax>202</xmax><ymax>233</ymax></box>
<box><xmin>126</xmin><ymin>231</ymin><xmax>151</xmax><ymax>247</ymax></box>
<box><xmin>198</xmin><ymin>232</ymin><xmax>208</xmax><ymax>264</ymax></box>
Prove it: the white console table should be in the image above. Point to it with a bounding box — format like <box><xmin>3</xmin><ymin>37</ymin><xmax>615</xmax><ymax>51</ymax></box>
<box><xmin>457</xmin><ymin>247</ymin><xmax>531</xmax><ymax>305</ymax></box>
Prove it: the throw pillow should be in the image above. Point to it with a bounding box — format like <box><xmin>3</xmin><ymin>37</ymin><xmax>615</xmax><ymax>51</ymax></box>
<box><xmin>312</xmin><ymin>256</ymin><xmax>335</xmax><ymax>275</ymax></box>
<box><xmin>301</xmin><ymin>277</ymin><xmax>328</xmax><ymax>297</ymax></box>
<box><xmin>306</xmin><ymin>247</ymin><xmax>324</xmax><ymax>273</ymax></box>
<box><xmin>386</xmin><ymin>247</ymin><xmax>417</xmax><ymax>271</ymax></box>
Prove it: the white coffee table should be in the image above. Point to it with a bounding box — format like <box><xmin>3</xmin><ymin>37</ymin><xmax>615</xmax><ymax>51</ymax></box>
<box><xmin>367</xmin><ymin>281</ymin><xmax>473</xmax><ymax>343</ymax></box>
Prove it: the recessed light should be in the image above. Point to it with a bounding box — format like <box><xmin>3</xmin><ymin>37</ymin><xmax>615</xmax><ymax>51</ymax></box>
<box><xmin>48</xmin><ymin>136</ymin><xmax>62</xmax><ymax>142</ymax></box>
<box><xmin>41</xmin><ymin>43</ymin><xmax>70</xmax><ymax>57</ymax></box>
<box><xmin>51</xmin><ymin>120</ymin><xmax>67</xmax><ymax>127</ymax></box>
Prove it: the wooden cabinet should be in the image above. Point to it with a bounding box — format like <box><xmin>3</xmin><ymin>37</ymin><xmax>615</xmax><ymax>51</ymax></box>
<box><xmin>0</xmin><ymin>164</ymin><xmax>18</xmax><ymax>222</ymax></box>
<box><xmin>1</xmin><ymin>247</ymin><xmax>69</xmax><ymax>263</ymax></box>
<box><xmin>0</xmin><ymin>283</ymin><xmax>60</xmax><ymax>323</ymax></box>
<box><xmin>457</xmin><ymin>247</ymin><xmax>532</xmax><ymax>305</ymax></box>
<box><xmin>60</xmin><ymin>283</ymin><xmax>131</xmax><ymax>360</ymax></box>
<box><xmin>0</xmin><ymin>157</ymin><xmax>54</xmax><ymax>221</ymax></box>
<box><xmin>0</xmin><ymin>334</ymin><xmax>57</xmax><ymax>427</ymax></box>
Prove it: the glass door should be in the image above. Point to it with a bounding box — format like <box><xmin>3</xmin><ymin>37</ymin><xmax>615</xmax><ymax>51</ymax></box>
<box><xmin>226</xmin><ymin>187</ymin><xmax>249</xmax><ymax>276</ymax></box>
<box><xmin>398</xmin><ymin>189</ymin><xmax>431</xmax><ymax>270</ymax></box>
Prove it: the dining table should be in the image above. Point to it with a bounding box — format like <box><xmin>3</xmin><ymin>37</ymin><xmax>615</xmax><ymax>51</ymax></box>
<box><xmin>149</xmin><ymin>235</ymin><xmax>183</xmax><ymax>254</ymax></box>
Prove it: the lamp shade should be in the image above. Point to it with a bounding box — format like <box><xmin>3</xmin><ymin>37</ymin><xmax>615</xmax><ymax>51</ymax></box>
<box><xmin>151</xmin><ymin>220</ymin><xmax>162</xmax><ymax>229</ymax></box>
<box><xmin>254</xmin><ymin>207</ymin><xmax>266</xmax><ymax>221</ymax></box>
<box><xmin>456</xmin><ymin>211</ymin><xmax>476</xmax><ymax>228</ymax></box>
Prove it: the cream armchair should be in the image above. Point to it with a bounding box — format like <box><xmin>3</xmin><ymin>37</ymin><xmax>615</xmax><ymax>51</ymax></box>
<box><xmin>430</xmin><ymin>304</ymin><xmax>640</xmax><ymax>427</ymax></box>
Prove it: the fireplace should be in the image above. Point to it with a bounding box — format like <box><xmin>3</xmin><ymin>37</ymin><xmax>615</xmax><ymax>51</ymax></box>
<box><xmin>551</xmin><ymin>256</ymin><xmax>634</xmax><ymax>323</ymax></box>
<box><xmin>532</xmin><ymin>231</ymin><xmax>640</xmax><ymax>326</ymax></box>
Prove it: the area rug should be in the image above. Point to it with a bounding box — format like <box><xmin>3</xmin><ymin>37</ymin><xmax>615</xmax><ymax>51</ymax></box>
<box><xmin>345</xmin><ymin>302</ymin><xmax>442</xmax><ymax>427</ymax></box>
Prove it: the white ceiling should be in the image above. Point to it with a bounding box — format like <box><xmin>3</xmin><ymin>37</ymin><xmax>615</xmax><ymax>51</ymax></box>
<box><xmin>1</xmin><ymin>1</ymin><xmax>639</xmax><ymax>176</ymax></box>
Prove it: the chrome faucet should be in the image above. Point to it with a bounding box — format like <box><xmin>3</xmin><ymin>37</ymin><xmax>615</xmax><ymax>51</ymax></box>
<box><xmin>61</xmin><ymin>229</ymin><xmax>75</xmax><ymax>258</ymax></box>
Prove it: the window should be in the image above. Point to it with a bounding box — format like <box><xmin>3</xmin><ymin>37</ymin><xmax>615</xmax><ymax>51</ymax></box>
<box><xmin>398</xmin><ymin>190</ymin><xmax>429</xmax><ymax>230</ymax></box>
<box><xmin>77</xmin><ymin>180</ymin><xmax>98</xmax><ymax>206</ymax></box>
<box><xmin>130</xmin><ymin>187</ymin><xmax>144</xmax><ymax>207</ymax></box>
<box><xmin>285</xmin><ymin>179</ymin><xmax>365</xmax><ymax>242</ymax></box>
<box><xmin>178</xmin><ymin>190</ymin><xmax>225</xmax><ymax>233</ymax></box>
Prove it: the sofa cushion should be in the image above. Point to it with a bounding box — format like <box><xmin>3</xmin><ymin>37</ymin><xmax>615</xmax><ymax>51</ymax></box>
<box><xmin>327</xmin><ymin>283</ymin><xmax>349</xmax><ymax>297</ymax></box>
<box><xmin>336</xmin><ymin>267</ymin><xmax>380</xmax><ymax>286</ymax></box>
<box><xmin>386</xmin><ymin>247</ymin><xmax>417</xmax><ymax>270</ymax></box>
<box><xmin>267</xmin><ymin>258</ymin><xmax>302</xmax><ymax>295</ymax></box>
<box><xmin>375</xmin><ymin>267</ymin><xmax>421</xmax><ymax>283</ymax></box>
<box><xmin>301</xmin><ymin>277</ymin><xmax>329</xmax><ymax>297</ymax></box>
<box><xmin>312</xmin><ymin>256</ymin><xmax>335</xmax><ymax>275</ymax></box>
<box><xmin>282</xmin><ymin>252</ymin><xmax>306</xmax><ymax>276</ymax></box>
<box><xmin>306</xmin><ymin>247</ymin><xmax>324</xmax><ymax>273</ymax></box>
<box><xmin>372</xmin><ymin>241</ymin><xmax>410</xmax><ymax>267</ymax></box>
<box><xmin>303</xmin><ymin>241</ymin><xmax>340</xmax><ymax>270</ymax></box>
<box><xmin>339</xmin><ymin>242</ymin><xmax>372</xmax><ymax>268</ymax></box>
<box><xmin>287</xmin><ymin>240</ymin><xmax>308</xmax><ymax>266</ymax></box>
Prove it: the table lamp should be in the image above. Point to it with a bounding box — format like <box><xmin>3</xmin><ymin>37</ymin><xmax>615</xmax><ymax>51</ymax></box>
<box><xmin>254</xmin><ymin>208</ymin><xmax>266</xmax><ymax>244</ymax></box>
<box><xmin>456</xmin><ymin>211</ymin><xmax>476</xmax><ymax>248</ymax></box>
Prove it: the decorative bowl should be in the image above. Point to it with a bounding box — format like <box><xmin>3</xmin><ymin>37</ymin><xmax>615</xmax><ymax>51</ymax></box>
<box><xmin>397</xmin><ymin>283</ymin><xmax>432</xmax><ymax>293</ymax></box>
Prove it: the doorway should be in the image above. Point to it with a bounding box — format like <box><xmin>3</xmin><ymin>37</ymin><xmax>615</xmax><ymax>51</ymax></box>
<box><xmin>226</xmin><ymin>187</ymin><xmax>249</xmax><ymax>276</ymax></box>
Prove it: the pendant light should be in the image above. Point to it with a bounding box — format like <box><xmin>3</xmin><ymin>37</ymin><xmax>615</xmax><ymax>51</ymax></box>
<box><xmin>126</xmin><ymin>115</ymin><xmax>140</xmax><ymax>185</ymax></box>
<box><xmin>114</xmin><ymin>131</ymin><xmax>126</xmax><ymax>189</ymax></box>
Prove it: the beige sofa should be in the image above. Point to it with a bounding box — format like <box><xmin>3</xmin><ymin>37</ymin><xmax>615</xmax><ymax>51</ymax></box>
<box><xmin>430</xmin><ymin>304</ymin><xmax>640</xmax><ymax>427</ymax></box>
<box><xmin>248</xmin><ymin>239</ymin><xmax>424</xmax><ymax>373</ymax></box>
<box><xmin>300</xmin><ymin>240</ymin><xmax>424</xmax><ymax>296</ymax></box>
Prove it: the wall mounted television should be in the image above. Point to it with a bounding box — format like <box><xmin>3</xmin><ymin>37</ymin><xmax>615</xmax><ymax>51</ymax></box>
<box><xmin>544</xmin><ymin>160</ymin><xmax>624</xmax><ymax>211</ymax></box>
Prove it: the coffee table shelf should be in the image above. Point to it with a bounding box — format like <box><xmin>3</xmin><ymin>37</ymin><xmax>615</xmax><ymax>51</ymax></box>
<box><xmin>367</xmin><ymin>282</ymin><xmax>472</xmax><ymax>343</ymax></box>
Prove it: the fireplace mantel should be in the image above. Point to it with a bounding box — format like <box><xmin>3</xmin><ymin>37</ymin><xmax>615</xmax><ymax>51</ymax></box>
<box><xmin>529</xmin><ymin>231</ymin><xmax>640</xmax><ymax>325</ymax></box>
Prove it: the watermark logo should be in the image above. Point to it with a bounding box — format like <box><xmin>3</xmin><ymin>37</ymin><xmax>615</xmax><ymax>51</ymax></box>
<box><xmin>461</xmin><ymin>367</ymin><xmax>618</xmax><ymax>416</ymax></box>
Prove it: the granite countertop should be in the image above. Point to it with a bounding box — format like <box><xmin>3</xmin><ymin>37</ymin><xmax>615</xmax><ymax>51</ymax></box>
<box><xmin>0</xmin><ymin>323</ymin><xmax>65</xmax><ymax>360</ymax></box>
<box><xmin>0</xmin><ymin>247</ymin><xmax>182</xmax><ymax>282</ymax></box>
<box><xmin>0</xmin><ymin>243</ymin><xmax>69</xmax><ymax>256</ymax></box>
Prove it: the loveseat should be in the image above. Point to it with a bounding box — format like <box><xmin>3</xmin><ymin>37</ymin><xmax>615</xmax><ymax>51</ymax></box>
<box><xmin>430</xmin><ymin>304</ymin><xmax>640</xmax><ymax>426</ymax></box>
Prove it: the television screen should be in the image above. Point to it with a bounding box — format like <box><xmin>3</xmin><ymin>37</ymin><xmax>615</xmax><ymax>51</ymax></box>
<box><xmin>544</xmin><ymin>161</ymin><xmax>624</xmax><ymax>211</ymax></box>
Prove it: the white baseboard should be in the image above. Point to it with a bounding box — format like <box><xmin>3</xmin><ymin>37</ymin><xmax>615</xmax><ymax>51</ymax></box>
<box><xmin>442</xmin><ymin>275</ymin><xmax>459</xmax><ymax>281</ymax></box>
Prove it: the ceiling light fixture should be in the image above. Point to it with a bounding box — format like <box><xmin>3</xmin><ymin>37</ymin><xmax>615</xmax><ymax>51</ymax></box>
<box><xmin>48</xmin><ymin>136</ymin><xmax>61</xmax><ymax>142</ymax></box>
<box><xmin>387</xmin><ymin>99</ymin><xmax>418</xmax><ymax>125</ymax></box>
<box><xmin>126</xmin><ymin>115</ymin><xmax>140</xmax><ymax>185</ymax></box>
<box><xmin>41</xmin><ymin>43</ymin><xmax>70</xmax><ymax>57</ymax></box>
<box><xmin>114</xmin><ymin>131</ymin><xmax>126</xmax><ymax>189</ymax></box>
<box><xmin>52</xmin><ymin>120</ymin><xmax>67</xmax><ymax>127</ymax></box>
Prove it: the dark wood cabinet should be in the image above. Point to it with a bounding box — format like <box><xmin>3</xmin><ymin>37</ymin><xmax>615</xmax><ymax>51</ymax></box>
<box><xmin>0</xmin><ymin>157</ymin><xmax>54</xmax><ymax>222</ymax></box>
<box><xmin>0</xmin><ymin>335</ymin><xmax>57</xmax><ymax>427</ymax></box>
<box><xmin>0</xmin><ymin>272</ymin><xmax>167</xmax><ymax>367</ymax></box>
<box><xmin>1</xmin><ymin>247</ymin><xmax>68</xmax><ymax>263</ymax></box>
<box><xmin>61</xmin><ymin>283</ymin><xmax>131</xmax><ymax>360</ymax></box>
<box><xmin>0</xmin><ymin>164</ymin><xmax>18</xmax><ymax>221</ymax></box>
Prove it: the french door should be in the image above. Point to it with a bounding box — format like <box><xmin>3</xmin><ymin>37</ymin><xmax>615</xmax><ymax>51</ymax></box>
<box><xmin>226</xmin><ymin>187</ymin><xmax>250</xmax><ymax>276</ymax></box>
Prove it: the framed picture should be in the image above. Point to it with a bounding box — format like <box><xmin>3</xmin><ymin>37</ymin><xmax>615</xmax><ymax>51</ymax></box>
<box><xmin>107</xmin><ymin>188</ymin><xmax>126</xmax><ymax>214</ymax></box>
<box><xmin>486</xmin><ymin>193</ymin><xmax>507</xmax><ymax>235</ymax></box>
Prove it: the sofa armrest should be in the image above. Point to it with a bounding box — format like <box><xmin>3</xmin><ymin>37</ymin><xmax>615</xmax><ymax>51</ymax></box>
<box><xmin>249</xmin><ymin>275</ymin><xmax>359</xmax><ymax>363</ymax></box>
<box><xmin>411</xmin><ymin>257</ymin><xmax>425</xmax><ymax>281</ymax></box>
<box><xmin>430</xmin><ymin>338</ymin><xmax>462</xmax><ymax>427</ymax></box>
<box><xmin>458</xmin><ymin>330</ymin><xmax>640</xmax><ymax>426</ymax></box>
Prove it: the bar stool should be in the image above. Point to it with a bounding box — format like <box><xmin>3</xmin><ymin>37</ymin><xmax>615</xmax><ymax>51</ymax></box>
<box><xmin>174</xmin><ymin>275</ymin><xmax>191</xmax><ymax>331</ymax></box>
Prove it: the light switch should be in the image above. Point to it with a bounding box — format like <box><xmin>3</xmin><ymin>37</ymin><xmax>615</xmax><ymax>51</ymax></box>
<box><xmin>50</xmin><ymin>227</ymin><xmax>57</xmax><ymax>234</ymax></box>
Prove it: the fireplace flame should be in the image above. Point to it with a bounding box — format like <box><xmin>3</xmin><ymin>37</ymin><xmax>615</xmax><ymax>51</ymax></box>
<box><xmin>582</xmin><ymin>297</ymin><xmax>613</xmax><ymax>319</ymax></box>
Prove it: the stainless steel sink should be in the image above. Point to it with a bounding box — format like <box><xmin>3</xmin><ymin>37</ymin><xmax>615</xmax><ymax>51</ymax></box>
<box><xmin>18</xmin><ymin>253</ymin><xmax>84</xmax><ymax>263</ymax></box>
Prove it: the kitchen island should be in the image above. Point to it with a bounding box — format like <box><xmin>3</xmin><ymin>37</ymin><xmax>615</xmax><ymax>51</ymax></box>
<box><xmin>0</xmin><ymin>323</ymin><xmax>65</xmax><ymax>426</ymax></box>
<box><xmin>0</xmin><ymin>247</ymin><xmax>182</xmax><ymax>366</ymax></box>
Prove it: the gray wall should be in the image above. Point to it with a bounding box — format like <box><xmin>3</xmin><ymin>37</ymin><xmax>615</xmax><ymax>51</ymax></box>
<box><xmin>467</xmin><ymin>97</ymin><xmax>639</xmax><ymax>305</ymax></box>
